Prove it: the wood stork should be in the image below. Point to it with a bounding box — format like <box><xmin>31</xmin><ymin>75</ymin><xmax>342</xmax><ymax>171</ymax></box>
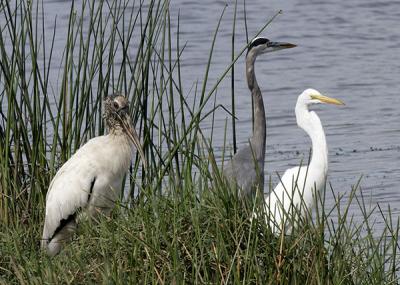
<box><xmin>41</xmin><ymin>93</ymin><xmax>146</xmax><ymax>256</ymax></box>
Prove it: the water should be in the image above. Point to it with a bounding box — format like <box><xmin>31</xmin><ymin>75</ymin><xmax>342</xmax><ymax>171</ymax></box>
<box><xmin>167</xmin><ymin>0</ymin><xmax>400</xmax><ymax>228</ymax></box>
<box><xmin>17</xmin><ymin>0</ymin><xmax>400</xmax><ymax>228</ymax></box>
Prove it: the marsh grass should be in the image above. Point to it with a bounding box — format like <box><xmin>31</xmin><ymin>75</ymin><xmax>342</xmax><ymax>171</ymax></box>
<box><xmin>0</xmin><ymin>0</ymin><xmax>399</xmax><ymax>283</ymax></box>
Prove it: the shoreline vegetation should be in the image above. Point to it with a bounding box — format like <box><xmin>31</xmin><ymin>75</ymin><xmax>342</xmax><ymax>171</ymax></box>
<box><xmin>0</xmin><ymin>0</ymin><xmax>398</xmax><ymax>283</ymax></box>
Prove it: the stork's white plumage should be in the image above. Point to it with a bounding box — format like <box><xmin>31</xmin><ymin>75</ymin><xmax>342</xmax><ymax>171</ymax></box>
<box><xmin>41</xmin><ymin>94</ymin><xmax>145</xmax><ymax>256</ymax></box>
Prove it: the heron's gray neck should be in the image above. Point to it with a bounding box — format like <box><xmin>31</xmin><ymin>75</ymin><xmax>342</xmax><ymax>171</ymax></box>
<box><xmin>246</xmin><ymin>53</ymin><xmax>266</xmax><ymax>162</ymax></box>
<box><xmin>296</xmin><ymin>105</ymin><xmax>328</xmax><ymax>174</ymax></box>
<box><xmin>246</xmin><ymin>54</ymin><xmax>258</xmax><ymax>90</ymax></box>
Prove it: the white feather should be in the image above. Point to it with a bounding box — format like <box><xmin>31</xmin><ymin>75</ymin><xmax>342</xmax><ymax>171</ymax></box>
<box><xmin>265</xmin><ymin>165</ymin><xmax>326</xmax><ymax>234</ymax></box>
<box><xmin>41</xmin><ymin>133</ymin><xmax>133</xmax><ymax>256</ymax></box>
<box><xmin>262</xmin><ymin>89</ymin><xmax>343</xmax><ymax>234</ymax></box>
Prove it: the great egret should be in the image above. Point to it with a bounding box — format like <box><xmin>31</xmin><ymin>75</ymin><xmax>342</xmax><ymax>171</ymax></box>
<box><xmin>264</xmin><ymin>88</ymin><xmax>344</xmax><ymax>234</ymax></box>
<box><xmin>41</xmin><ymin>94</ymin><xmax>146</xmax><ymax>256</ymax></box>
<box><xmin>223</xmin><ymin>37</ymin><xmax>296</xmax><ymax>197</ymax></box>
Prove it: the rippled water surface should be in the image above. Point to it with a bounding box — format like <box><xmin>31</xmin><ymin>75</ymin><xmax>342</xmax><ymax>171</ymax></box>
<box><xmin>42</xmin><ymin>0</ymin><xmax>399</xmax><ymax>226</ymax></box>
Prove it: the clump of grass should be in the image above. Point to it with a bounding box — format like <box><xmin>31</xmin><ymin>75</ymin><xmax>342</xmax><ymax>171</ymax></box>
<box><xmin>0</xmin><ymin>0</ymin><xmax>398</xmax><ymax>284</ymax></box>
<box><xmin>1</xmin><ymin>171</ymin><xmax>398</xmax><ymax>283</ymax></box>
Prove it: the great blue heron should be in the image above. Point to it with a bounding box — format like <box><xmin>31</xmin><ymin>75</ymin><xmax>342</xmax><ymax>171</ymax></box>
<box><xmin>41</xmin><ymin>94</ymin><xmax>146</xmax><ymax>256</ymax></box>
<box><xmin>264</xmin><ymin>89</ymin><xmax>344</xmax><ymax>234</ymax></box>
<box><xmin>223</xmin><ymin>37</ymin><xmax>296</xmax><ymax>197</ymax></box>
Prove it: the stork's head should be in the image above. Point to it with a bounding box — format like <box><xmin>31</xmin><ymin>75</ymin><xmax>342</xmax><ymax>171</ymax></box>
<box><xmin>247</xmin><ymin>37</ymin><xmax>296</xmax><ymax>58</ymax></box>
<box><xmin>104</xmin><ymin>93</ymin><xmax>146</xmax><ymax>167</ymax></box>
<box><xmin>104</xmin><ymin>94</ymin><xmax>131</xmax><ymax>129</ymax></box>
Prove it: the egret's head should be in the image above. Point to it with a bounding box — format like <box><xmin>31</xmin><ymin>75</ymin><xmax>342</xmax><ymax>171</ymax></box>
<box><xmin>299</xmin><ymin>89</ymin><xmax>345</xmax><ymax>106</ymax></box>
<box><xmin>104</xmin><ymin>93</ymin><xmax>146</xmax><ymax>167</ymax></box>
<box><xmin>247</xmin><ymin>37</ymin><xmax>296</xmax><ymax>57</ymax></box>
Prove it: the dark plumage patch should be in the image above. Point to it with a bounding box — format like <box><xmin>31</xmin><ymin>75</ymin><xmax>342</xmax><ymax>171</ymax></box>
<box><xmin>87</xmin><ymin>177</ymin><xmax>96</xmax><ymax>203</ymax></box>
<box><xmin>49</xmin><ymin>213</ymin><xmax>76</xmax><ymax>242</ymax></box>
<box><xmin>248</xmin><ymin>37</ymin><xmax>269</xmax><ymax>51</ymax></box>
<box><xmin>48</xmin><ymin>178</ymin><xmax>96</xmax><ymax>243</ymax></box>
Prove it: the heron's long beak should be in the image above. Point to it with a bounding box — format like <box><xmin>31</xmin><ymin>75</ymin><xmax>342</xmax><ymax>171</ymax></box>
<box><xmin>120</xmin><ymin>115</ymin><xmax>147</xmax><ymax>168</ymax></box>
<box><xmin>268</xmin><ymin>41</ymin><xmax>297</xmax><ymax>50</ymax></box>
<box><xmin>310</xmin><ymin>94</ymin><xmax>345</xmax><ymax>105</ymax></box>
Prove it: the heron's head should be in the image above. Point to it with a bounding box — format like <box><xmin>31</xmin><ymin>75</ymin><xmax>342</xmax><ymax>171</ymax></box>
<box><xmin>298</xmin><ymin>89</ymin><xmax>345</xmax><ymax>106</ymax></box>
<box><xmin>104</xmin><ymin>93</ymin><xmax>147</xmax><ymax>167</ymax></box>
<box><xmin>247</xmin><ymin>37</ymin><xmax>296</xmax><ymax>57</ymax></box>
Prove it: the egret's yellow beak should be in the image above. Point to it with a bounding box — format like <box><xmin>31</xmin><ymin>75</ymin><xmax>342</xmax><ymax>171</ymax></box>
<box><xmin>310</xmin><ymin>94</ymin><xmax>345</xmax><ymax>105</ymax></box>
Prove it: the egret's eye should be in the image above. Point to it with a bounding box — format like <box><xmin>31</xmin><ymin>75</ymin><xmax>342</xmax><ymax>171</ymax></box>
<box><xmin>113</xmin><ymin>102</ymin><xmax>119</xmax><ymax>109</ymax></box>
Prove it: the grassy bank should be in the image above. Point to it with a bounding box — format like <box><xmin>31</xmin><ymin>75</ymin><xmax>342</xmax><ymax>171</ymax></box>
<box><xmin>0</xmin><ymin>0</ymin><xmax>398</xmax><ymax>283</ymax></box>
<box><xmin>1</xmin><ymin>177</ymin><xmax>399</xmax><ymax>283</ymax></box>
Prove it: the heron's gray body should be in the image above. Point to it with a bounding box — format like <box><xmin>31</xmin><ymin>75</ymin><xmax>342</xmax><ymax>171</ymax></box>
<box><xmin>223</xmin><ymin>84</ymin><xmax>266</xmax><ymax>196</ymax></box>
<box><xmin>223</xmin><ymin>38</ymin><xmax>295</xmax><ymax>197</ymax></box>
<box><xmin>223</xmin><ymin>143</ymin><xmax>265</xmax><ymax>195</ymax></box>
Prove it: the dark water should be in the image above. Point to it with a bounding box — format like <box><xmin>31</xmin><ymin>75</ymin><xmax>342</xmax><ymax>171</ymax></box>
<box><xmin>167</xmin><ymin>0</ymin><xmax>400</xmax><ymax>228</ymax></box>
<box><xmin>170</xmin><ymin>0</ymin><xmax>400</xmax><ymax>225</ymax></box>
<box><xmin>31</xmin><ymin>0</ymin><xmax>400</xmax><ymax>228</ymax></box>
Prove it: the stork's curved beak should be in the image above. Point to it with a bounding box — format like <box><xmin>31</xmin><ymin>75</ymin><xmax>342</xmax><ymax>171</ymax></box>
<box><xmin>267</xmin><ymin>41</ymin><xmax>297</xmax><ymax>50</ymax></box>
<box><xmin>120</xmin><ymin>114</ymin><xmax>147</xmax><ymax>168</ymax></box>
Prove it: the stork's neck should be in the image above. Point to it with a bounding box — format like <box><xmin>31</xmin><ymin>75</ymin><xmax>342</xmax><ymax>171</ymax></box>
<box><xmin>247</xmin><ymin>54</ymin><xmax>266</xmax><ymax>162</ymax></box>
<box><xmin>108</xmin><ymin>125</ymin><xmax>124</xmax><ymax>136</ymax></box>
<box><xmin>295</xmin><ymin>104</ymin><xmax>328</xmax><ymax>175</ymax></box>
<box><xmin>106</xmin><ymin>128</ymin><xmax>135</xmax><ymax>174</ymax></box>
<box><xmin>107</xmin><ymin>125</ymin><xmax>134</xmax><ymax>147</ymax></box>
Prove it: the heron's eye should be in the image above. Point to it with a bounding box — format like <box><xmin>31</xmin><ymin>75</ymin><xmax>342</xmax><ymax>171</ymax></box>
<box><xmin>113</xmin><ymin>102</ymin><xmax>119</xmax><ymax>109</ymax></box>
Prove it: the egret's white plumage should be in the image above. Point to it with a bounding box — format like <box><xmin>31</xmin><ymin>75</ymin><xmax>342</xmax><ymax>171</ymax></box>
<box><xmin>41</xmin><ymin>94</ymin><xmax>145</xmax><ymax>256</ymax></box>
<box><xmin>264</xmin><ymin>89</ymin><xmax>344</xmax><ymax>234</ymax></box>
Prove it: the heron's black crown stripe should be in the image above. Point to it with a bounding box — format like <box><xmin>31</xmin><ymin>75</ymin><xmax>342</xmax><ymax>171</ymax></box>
<box><xmin>248</xmin><ymin>38</ymin><xmax>269</xmax><ymax>50</ymax></box>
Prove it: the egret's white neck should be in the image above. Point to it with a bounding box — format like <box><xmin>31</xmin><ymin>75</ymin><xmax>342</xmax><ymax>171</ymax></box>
<box><xmin>295</xmin><ymin>102</ymin><xmax>328</xmax><ymax>175</ymax></box>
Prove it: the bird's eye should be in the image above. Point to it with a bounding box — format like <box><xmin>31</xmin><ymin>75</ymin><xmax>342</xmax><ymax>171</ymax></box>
<box><xmin>113</xmin><ymin>102</ymin><xmax>119</xmax><ymax>109</ymax></box>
